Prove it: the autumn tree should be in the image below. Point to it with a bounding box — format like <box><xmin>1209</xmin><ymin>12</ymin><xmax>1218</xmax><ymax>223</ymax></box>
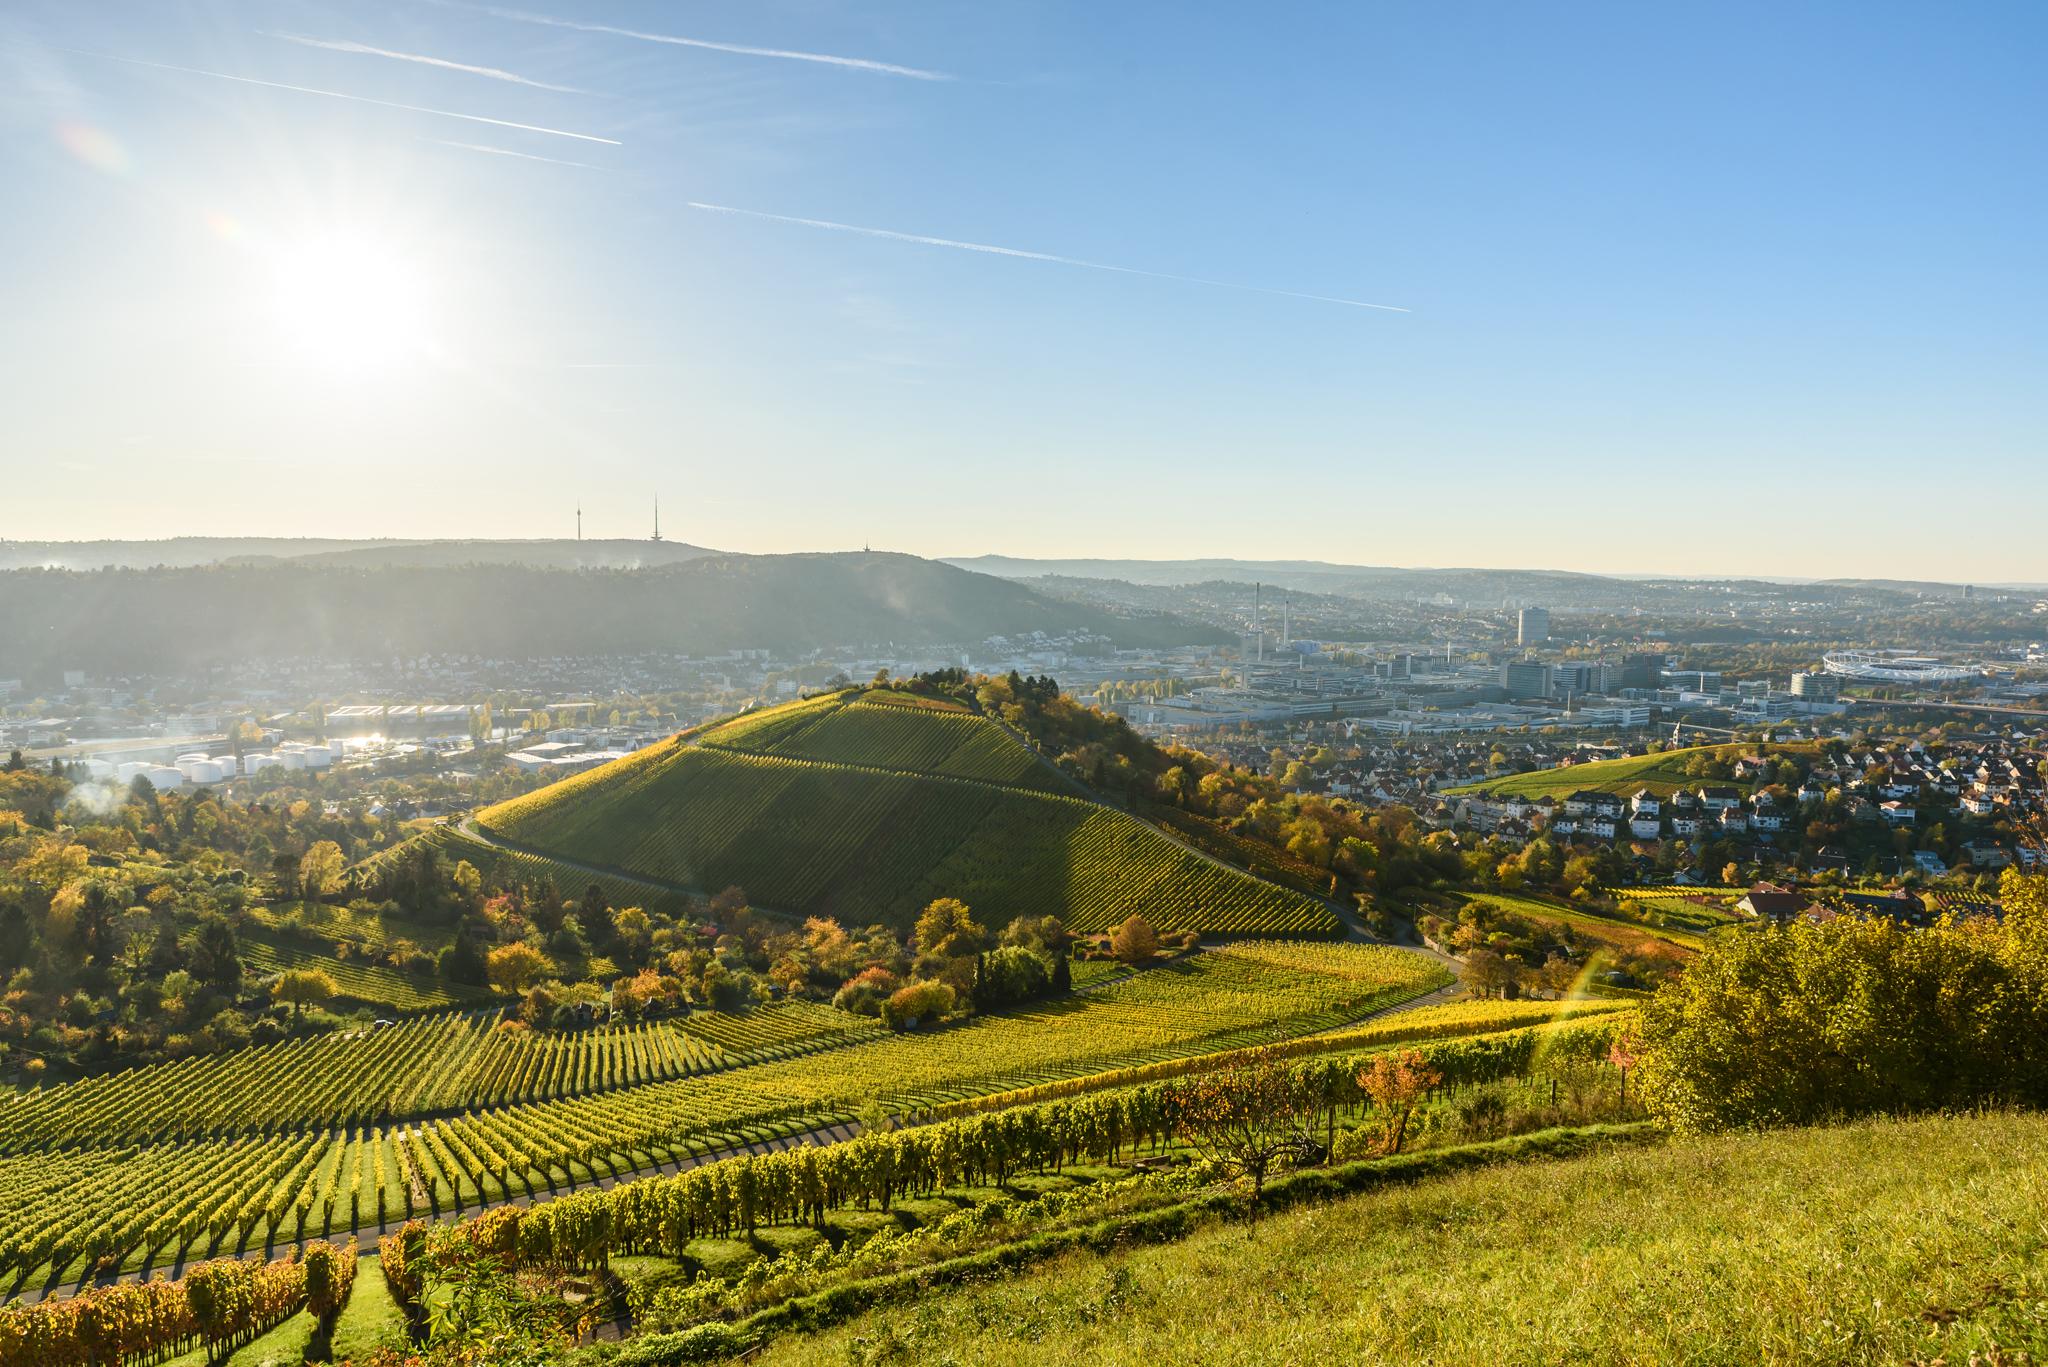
<box><xmin>297</xmin><ymin>841</ymin><xmax>345</xmax><ymax>899</ymax></box>
<box><xmin>1356</xmin><ymin>1048</ymin><xmax>1442</xmax><ymax>1155</ymax></box>
<box><xmin>914</xmin><ymin>898</ymin><xmax>986</xmax><ymax>959</ymax></box>
<box><xmin>1173</xmin><ymin>1047</ymin><xmax>1322</xmax><ymax>1222</ymax></box>
<box><xmin>1461</xmin><ymin>946</ymin><xmax>1517</xmax><ymax>999</ymax></box>
<box><xmin>1110</xmin><ymin>913</ymin><xmax>1160</xmax><ymax>965</ymax></box>
<box><xmin>272</xmin><ymin>967</ymin><xmax>339</xmax><ymax>1021</ymax></box>
<box><xmin>486</xmin><ymin>943</ymin><xmax>553</xmax><ymax>996</ymax></box>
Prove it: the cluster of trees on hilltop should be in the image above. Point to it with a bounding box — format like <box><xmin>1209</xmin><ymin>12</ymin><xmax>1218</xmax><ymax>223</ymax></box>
<box><xmin>888</xmin><ymin>669</ymin><xmax>1482</xmax><ymax>923</ymax></box>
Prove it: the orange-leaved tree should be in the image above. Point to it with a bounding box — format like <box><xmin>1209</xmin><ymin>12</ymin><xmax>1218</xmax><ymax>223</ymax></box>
<box><xmin>1172</xmin><ymin>1047</ymin><xmax>1321</xmax><ymax>1223</ymax></box>
<box><xmin>1356</xmin><ymin>1048</ymin><xmax>1442</xmax><ymax>1156</ymax></box>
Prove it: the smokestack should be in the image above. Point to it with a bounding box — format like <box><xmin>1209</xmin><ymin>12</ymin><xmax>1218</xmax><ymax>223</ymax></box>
<box><xmin>1282</xmin><ymin>593</ymin><xmax>1290</xmax><ymax>647</ymax></box>
<box><xmin>1254</xmin><ymin>583</ymin><xmax>1263</xmax><ymax>664</ymax></box>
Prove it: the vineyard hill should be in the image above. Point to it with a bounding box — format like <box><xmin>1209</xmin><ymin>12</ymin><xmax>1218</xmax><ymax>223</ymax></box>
<box><xmin>473</xmin><ymin>688</ymin><xmax>1338</xmax><ymax>936</ymax></box>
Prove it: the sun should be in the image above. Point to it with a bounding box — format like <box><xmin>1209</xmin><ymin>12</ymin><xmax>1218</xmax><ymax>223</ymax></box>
<box><xmin>269</xmin><ymin>230</ymin><xmax>434</xmax><ymax>374</ymax></box>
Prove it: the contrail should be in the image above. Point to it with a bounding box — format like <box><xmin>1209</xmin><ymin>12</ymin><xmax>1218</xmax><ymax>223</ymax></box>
<box><xmin>439</xmin><ymin>1</ymin><xmax>952</xmax><ymax>81</ymax></box>
<box><xmin>53</xmin><ymin>46</ymin><xmax>620</xmax><ymax>144</ymax></box>
<box><xmin>686</xmin><ymin>202</ymin><xmax>1410</xmax><ymax>313</ymax></box>
<box><xmin>264</xmin><ymin>32</ymin><xmax>586</xmax><ymax>94</ymax></box>
<box><xmin>422</xmin><ymin>137</ymin><xmax>604</xmax><ymax>169</ymax></box>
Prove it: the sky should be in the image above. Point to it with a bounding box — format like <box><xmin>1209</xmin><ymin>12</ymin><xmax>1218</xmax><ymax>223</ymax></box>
<box><xmin>1</xmin><ymin>1</ymin><xmax>2043</xmax><ymax>581</ymax></box>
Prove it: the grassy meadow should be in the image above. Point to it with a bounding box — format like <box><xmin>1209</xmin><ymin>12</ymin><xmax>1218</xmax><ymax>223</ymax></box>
<box><xmin>1449</xmin><ymin>742</ymin><xmax>1813</xmax><ymax>800</ymax></box>
<box><xmin>758</xmin><ymin>1111</ymin><xmax>2048</xmax><ymax>1366</ymax></box>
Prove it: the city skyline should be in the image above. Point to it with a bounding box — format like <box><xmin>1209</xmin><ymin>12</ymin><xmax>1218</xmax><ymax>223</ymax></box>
<box><xmin>2</xmin><ymin>1</ymin><xmax>2042</xmax><ymax>579</ymax></box>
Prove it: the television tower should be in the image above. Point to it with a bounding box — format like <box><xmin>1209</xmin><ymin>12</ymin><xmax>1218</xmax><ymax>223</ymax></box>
<box><xmin>1253</xmin><ymin>582</ymin><xmax>1264</xmax><ymax>664</ymax></box>
<box><xmin>576</xmin><ymin>503</ymin><xmax>582</xmax><ymax>541</ymax></box>
<box><xmin>651</xmin><ymin>496</ymin><xmax>663</xmax><ymax>543</ymax></box>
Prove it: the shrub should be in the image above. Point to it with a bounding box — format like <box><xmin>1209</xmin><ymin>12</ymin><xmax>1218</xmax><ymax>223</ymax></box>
<box><xmin>880</xmin><ymin>979</ymin><xmax>957</xmax><ymax>1031</ymax></box>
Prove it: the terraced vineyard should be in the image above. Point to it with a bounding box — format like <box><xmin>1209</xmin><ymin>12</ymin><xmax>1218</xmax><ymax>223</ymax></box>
<box><xmin>0</xmin><ymin>943</ymin><xmax>1445</xmax><ymax>1290</ymax></box>
<box><xmin>237</xmin><ymin>933</ymin><xmax>493</xmax><ymax>1014</ymax></box>
<box><xmin>699</xmin><ymin>689</ymin><xmax>1061</xmax><ymax>789</ymax></box>
<box><xmin>0</xmin><ymin>1004</ymin><xmax>871</xmax><ymax>1151</ymax></box>
<box><xmin>474</xmin><ymin>689</ymin><xmax>1337</xmax><ymax>936</ymax></box>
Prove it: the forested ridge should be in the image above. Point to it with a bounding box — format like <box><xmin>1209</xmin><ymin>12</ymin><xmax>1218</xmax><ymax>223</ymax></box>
<box><xmin>0</xmin><ymin>553</ymin><xmax>1222</xmax><ymax>674</ymax></box>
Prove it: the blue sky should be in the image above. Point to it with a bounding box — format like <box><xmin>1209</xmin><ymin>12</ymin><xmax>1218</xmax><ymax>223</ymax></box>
<box><xmin>1</xmin><ymin>2</ymin><xmax>2042</xmax><ymax>580</ymax></box>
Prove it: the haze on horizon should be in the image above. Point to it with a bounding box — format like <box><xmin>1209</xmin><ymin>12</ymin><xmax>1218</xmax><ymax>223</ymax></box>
<box><xmin>1</xmin><ymin>1</ymin><xmax>2042</xmax><ymax>582</ymax></box>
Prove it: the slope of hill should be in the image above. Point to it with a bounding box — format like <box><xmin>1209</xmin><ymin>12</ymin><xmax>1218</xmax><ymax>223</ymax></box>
<box><xmin>0</xmin><ymin>553</ymin><xmax>1224</xmax><ymax>674</ymax></box>
<box><xmin>756</xmin><ymin>1110</ymin><xmax>2048</xmax><ymax>1366</ymax></box>
<box><xmin>1446</xmin><ymin>742</ymin><xmax>1812</xmax><ymax>800</ymax></box>
<box><xmin>474</xmin><ymin>688</ymin><xmax>1336</xmax><ymax>936</ymax></box>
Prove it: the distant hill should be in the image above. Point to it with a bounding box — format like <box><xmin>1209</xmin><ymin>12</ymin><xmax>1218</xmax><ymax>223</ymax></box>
<box><xmin>0</xmin><ymin>536</ymin><xmax>717</xmax><ymax>571</ymax></box>
<box><xmin>945</xmin><ymin>555</ymin><xmax>1637</xmax><ymax>601</ymax></box>
<box><xmin>469</xmin><ymin>686</ymin><xmax>1335</xmax><ymax>936</ymax></box>
<box><xmin>0</xmin><ymin>537</ymin><xmax>413</xmax><ymax>570</ymax></box>
<box><xmin>0</xmin><ymin>552</ymin><xmax>1225</xmax><ymax>676</ymax></box>
<box><xmin>229</xmin><ymin>538</ymin><xmax>719</xmax><ymax>570</ymax></box>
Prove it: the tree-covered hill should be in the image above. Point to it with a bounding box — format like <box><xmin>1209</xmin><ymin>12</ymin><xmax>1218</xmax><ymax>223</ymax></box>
<box><xmin>0</xmin><ymin>552</ymin><xmax>1223</xmax><ymax>675</ymax></box>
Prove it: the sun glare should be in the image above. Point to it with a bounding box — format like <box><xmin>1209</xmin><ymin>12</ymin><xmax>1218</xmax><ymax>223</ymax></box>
<box><xmin>269</xmin><ymin>230</ymin><xmax>434</xmax><ymax>374</ymax></box>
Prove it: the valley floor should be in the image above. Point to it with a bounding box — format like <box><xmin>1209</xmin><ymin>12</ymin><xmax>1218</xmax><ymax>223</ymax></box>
<box><xmin>756</xmin><ymin>1111</ymin><xmax>2048</xmax><ymax>1366</ymax></box>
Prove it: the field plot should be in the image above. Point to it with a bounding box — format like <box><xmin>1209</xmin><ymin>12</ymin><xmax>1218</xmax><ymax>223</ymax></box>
<box><xmin>0</xmin><ymin>943</ymin><xmax>1445</xmax><ymax>1288</ymax></box>
<box><xmin>702</xmin><ymin>690</ymin><xmax>1060</xmax><ymax>791</ymax></box>
<box><xmin>237</xmin><ymin>933</ymin><xmax>492</xmax><ymax>1013</ymax></box>
<box><xmin>1454</xmin><ymin>891</ymin><xmax>1706</xmax><ymax>957</ymax></box>
<box><xmin>1448</xmin><ymin>743</ymin><xmax>1813</xmax><ymax>800</ymax></box>
<box><xmin>0</xmin><ymin>1013</ymin><xmax>735</xmax><ymax>1150</ymax></box>
<box><xmin>1604</xmin><ymin>885</ymin><xmax>1749</xmax><ymax>934</ymax></box>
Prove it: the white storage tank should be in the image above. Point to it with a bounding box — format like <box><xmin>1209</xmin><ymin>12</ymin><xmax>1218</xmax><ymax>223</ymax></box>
<box><xmin>83</xmin><ymin>758</ymin><xmax>117</xmax><ymax>781</ymax></box>
<box><xmin>116</xmin><ymin>761</ymin><xmax>151</xmax><ymax>783</ymax></box>
<box><xmin>180</xmin><ymin>758</ymin><xmax>230</xmax><ymax>784</ymax></box>
<box><xmin>243</xmin><ymin>753</ymin><xmax>277</xmax><ymax>775</ymax></box>
<box><xmin>144</xmin><ymin>765</ymin><xmax>186</xmax><ymax>790</ymax></box>
<box><xmin>276</xmin><ymin>749</ymin><xmax>308</xmax><ymax>771</ymax></box>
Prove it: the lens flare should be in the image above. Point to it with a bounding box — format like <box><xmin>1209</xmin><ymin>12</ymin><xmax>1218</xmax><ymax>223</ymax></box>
<box><xmin>54</xmin><ymin>121</ymin><xmax>129</xmax><ymax>175</ymax></box>
<box><xmin>204</xmin><ymin>211</ymin><xmax>248</xmax><ymax>245</ymax></box>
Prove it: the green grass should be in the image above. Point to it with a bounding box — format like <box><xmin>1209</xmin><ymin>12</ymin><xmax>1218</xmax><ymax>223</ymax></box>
<box><xmin>161</xmin><ymin>1309</ymin><xmax>318</xmax><ymax>1367</ymax></box>
<box><xmin>1458</xmin><ymin>890</ymin><xmax>1709</xmax><ymax>954</ymax></box>
<box><xmin>237</xmin><ymin>931</ymin><xmax>495</xmax><ymax>1012</ymax></box>
<box><xmin>474</xmin><ymin>691</ymin><xmax>1336</xmax><ymax>937</ymax></box>
<box><xmin>1448</xmin><ymin>742</ymin><xmax>1812</xmax><ymax>800</ymax></box>
<box><xmin>329</xmin><ymin>1254</ymin><xmax>409</xmax><ymax>1361</ymax></box>
<box><xmin>247</xmin><ymin>900</ymin><xmax>454</xmax><ymax>954</ymax></box>
<box><xmin>755</xmin><ymin>1111</ymin><xmax>2048</xmax><ymax>1366</ymax></box>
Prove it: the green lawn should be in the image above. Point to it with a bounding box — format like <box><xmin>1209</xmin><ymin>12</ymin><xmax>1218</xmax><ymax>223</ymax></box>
<box><xmin>1460</xmin><ymin>890</ymin><xmax>1709</xmax><ymax>952</ymax></box>
<box><xmin>163</xmin><ymin>1310</ymin><xmax>317</xmax><ymax>1367</ymax></box>
<box><xmin>756</xmin><ymin>1111</ymin><xmax>2048</xmax><ymax>1366</ymax></box>
<box><xmin>328</xmin><ymin>1255</ymin><xmax>409</xmax><ymax>1362</ymax></box>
